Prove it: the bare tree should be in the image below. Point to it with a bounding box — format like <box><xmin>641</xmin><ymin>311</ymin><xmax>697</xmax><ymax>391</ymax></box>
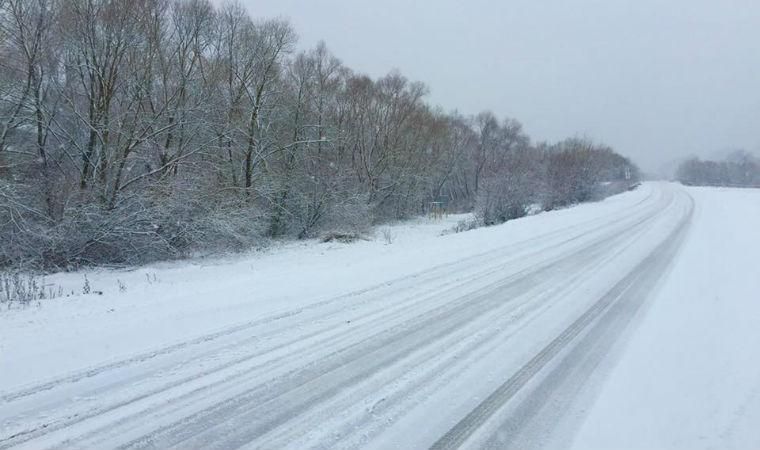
<box><xmin>0</xmin><ymin>0</ymin><xmax>640</xmax><ymax>269</ymax></box>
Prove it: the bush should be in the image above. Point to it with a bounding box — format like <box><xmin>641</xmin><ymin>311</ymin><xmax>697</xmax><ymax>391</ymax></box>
<box><xmin>0</xmin><ymin>184</ymin><xmax>268</xmax><ymax>270</ymax></box>
<box><xmin>445</xmin><ymin>216</ymin><xmax>483</xmax><ymax>234</ymax></box>
<box><xmin>0</xmin><ymin>272</ymin><xmax>67</xmax><ymax>304</ymax></box>
<box><xmin>320</xmin><ymin>231</ymin><xmax>366</xmax><ymax>243</ymax></box>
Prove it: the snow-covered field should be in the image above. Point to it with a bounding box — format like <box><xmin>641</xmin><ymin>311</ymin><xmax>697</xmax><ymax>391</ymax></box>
<box><xmin>1</xmin><ymin>182</ymin><xmax>758</xmax><ymax>449</ymax></box>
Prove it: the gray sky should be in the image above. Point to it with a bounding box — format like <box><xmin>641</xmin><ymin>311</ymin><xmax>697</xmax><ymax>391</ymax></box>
<box><xmin>244</xmin><ymin>0</ymin><xmax>760</xmax><ymax>172</ymax></box>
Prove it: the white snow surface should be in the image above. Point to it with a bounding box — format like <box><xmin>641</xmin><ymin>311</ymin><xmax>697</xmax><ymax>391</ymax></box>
<box><xmin>0</xmin><ymin>182</ymin><xmax>758</xmax><ymax>449</ymax></box>
<box><xmin>570</xmin><ymin>186</ymin><xmax>760</xmax><ymax>450</ymax></box>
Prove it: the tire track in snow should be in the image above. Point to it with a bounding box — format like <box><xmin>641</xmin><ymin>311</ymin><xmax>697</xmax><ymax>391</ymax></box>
<box><xmin>2</xmin><ymin>185</ymin><xmax>658</xmax><ymax>407</ymax></box>
<box><xmin>0</xmin><ymin>186</ymin><xmax>676</xmax><ymax>449</ymax></box>
<box><xmin>61</xmin><ymin>190</ymin><xmax>676</xmax><ymax>449</ymax></box>
<box><xmin>251</xmin><ymin>199</ymin><xmax>670</xmax><ymax>449</ymax></box>
<box><xmin>430</xmin><ymin>191</ymin><xmax>693</xmax><ymax>450</ymax></box>
<box><xmin>0</xmin><ymin>191</ymin><xmax>663</xmax><ymax>448</ymax></box>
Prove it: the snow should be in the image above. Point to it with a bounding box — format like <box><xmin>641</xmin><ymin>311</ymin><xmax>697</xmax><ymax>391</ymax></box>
<box><xmin>1</xmin><ymin>182</ymin><xmax>758</xmax><ymax>449</ymax></box>
<box><xmin>0</xmin><ymin>187</ymin><xmax>650</xmax><ymax>393</ymax></box>
<box><xmin>0</xmin><ymin>212</ymin><xmax>467</xmax><ymax>389</ymax></box>
<box><xmin>570</xmin><ymin>186</ymin><xmax>760</xmax><ymax>450</ymax></box>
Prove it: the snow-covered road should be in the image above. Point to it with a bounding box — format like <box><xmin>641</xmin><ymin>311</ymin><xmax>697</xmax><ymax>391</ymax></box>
<box><xmin>1</xmin><ymin>182</ymin><xmax>757</xmax><ymax>449</ymax></box>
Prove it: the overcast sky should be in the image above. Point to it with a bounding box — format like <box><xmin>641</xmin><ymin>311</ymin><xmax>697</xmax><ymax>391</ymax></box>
<box><xmin>243</xmin><ymin>0</ymin><xmax>760</xmax><ymax>172</ymax></box>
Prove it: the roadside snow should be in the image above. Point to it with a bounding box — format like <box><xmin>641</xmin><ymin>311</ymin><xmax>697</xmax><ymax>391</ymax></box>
<box><xmin>571</xmin><ymin>186</ymin><xmax>760</xmax><ymax>450</ymax></box>
<box><xmin>0</xmin><ymin>188</ymin><xmax>647</xmax><ymax>394</ymax></box>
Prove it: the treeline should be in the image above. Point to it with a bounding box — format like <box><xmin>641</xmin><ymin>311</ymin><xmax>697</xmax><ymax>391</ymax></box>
<box><xmin>0</xmin><ymin>0</ymin><xmax>638</xmax><ymax>269</ymax></box>
<box><xmin>676</xmin><ymin>152</ymin><xmax>760</xmax><ymax>187</ymax></box>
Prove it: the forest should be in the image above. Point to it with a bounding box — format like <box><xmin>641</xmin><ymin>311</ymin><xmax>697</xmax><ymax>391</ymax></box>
<box><xmin>676</xmin><ymin>151</ymin><xmax>760</xmax><ymax>188</ymax></box>
<box><xmin>0</xmin><ymin>0</ymin><xmax>639</xmax><ymax>269</ymax></box>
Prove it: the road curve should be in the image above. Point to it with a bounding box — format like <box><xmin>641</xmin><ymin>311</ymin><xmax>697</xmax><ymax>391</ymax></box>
<box><xmin>0</xmin><ymin>183</ymin><xmax>693</xmax><ymax>450</ymax></box>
